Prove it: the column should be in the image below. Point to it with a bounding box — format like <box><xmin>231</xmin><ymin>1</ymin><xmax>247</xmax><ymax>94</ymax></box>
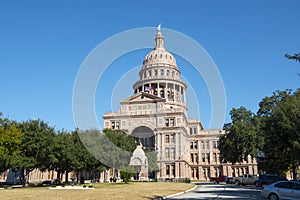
<box><xmin>161</xmin><ymin>133</ymin><xmax>164</xmax><ymax>160</ymax></box>
<box><xmin>198</xmin><ymin>166</ymin><xmax>202</xmax><ymax>180</ymax></box>
<box><xmin>175</xmin><ymin>133</ymin><xmax>180</xmax><ymax>159</ymax></box>
<box><xmin>173</xmin><ymin>83</ymin><xmax>175</xmax><ymax>101</ymax></box>
<box><xmin>198</xmin><ymin>140</ymin><xmax>201</xmax><ymax>163</ymax></box>
<box><xmin>175</xmin><ymin>162</ymin><xmax>179</xmax><ymax>178</ymax></box>
<box><xmin>157</xmin><ymin>133</ymin><xmax>161</xmax><ymax>160</ymax></box>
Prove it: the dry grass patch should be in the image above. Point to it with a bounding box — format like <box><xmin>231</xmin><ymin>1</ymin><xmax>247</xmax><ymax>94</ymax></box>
<box><xmin>0</xmin><ymin>182</ymin><xmax>194</xmax><ymax>200</ymax></box>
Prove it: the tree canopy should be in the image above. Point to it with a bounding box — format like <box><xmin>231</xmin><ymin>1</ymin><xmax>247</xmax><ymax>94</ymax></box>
<box><xmin>218</xmin><ymin>107</ymin><xmax>264</xmax><ymax>163</ymax></box>
<box><xmin>219</xmin><ymin>89</ymin><xmax>300</xmax><ymax>180</ymax></box>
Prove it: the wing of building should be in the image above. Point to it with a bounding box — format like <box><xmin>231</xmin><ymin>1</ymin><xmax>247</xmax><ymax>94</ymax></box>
<box><xmin>103</xmin><ymin>27</ymin><xmax>258</xmax><ymax>181</ymax></box>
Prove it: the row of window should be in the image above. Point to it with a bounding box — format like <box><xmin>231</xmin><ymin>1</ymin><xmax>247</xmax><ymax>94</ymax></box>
<box><xmin>125</xmin><ymin>105</ymin><xmax>152</xmax><ymax>111</ymax></box>
<box><xmin>190</xmin><ymin>153</ymin><xmax>220</xmax><ymax>164</ymax></box>
<box><xmin>190</xmin><ymin>140</ymin><xmax>218</xmax><ymax>150</ymax></box>
<box><xmin>108</xmin><ymin>117</ymin><xmax>180</xmax><ymax>130</ymax></box>
<box><xmin>141</xmin><ymin>68</ymin><xmax>179</xmax><ymax>79</ymax></box>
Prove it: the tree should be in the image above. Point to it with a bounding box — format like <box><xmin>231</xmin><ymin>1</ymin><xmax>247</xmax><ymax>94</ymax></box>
<box><xmin>18</xmin><ymin>119</ymin><xmax>56</xmax><ymax>183</ymax></box>
<box><xmin>78</xmin><ymin>129</ymin><xmax>137</xmax><ymax>180</ymax></box>
<box><xmin>71</xmin><ymin>129</ymin><xmax>105</xmax><ymax>183</ymax></box>
<box><xmin>258</xmin><ymin>89</ymin><xmax>300</xmax><ymax>179</ymax></box>
<box><xmin>0</xmin><ymin>113</ymin><xmax>22</xmax><ymax>172</ymax></box>
<box><xmin>120</xmin><ymin>166</ymin><xmax>135</xmax><ymax>183</ymax></box>
<box><xmin>218</xmin><ymin>107</ymin><xmax>264</xmax><ymax>164</ymax></box>
<box><xmin>51</xmin><ymin>130</ymin><xmax>76</xmax><ymax>183</ymax></box>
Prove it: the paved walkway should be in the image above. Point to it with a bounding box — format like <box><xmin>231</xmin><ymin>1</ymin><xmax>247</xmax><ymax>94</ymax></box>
<box><xmin>168</xmin><ymin>183</ymin><xmax>261</xmax><ymax>200</ymax></box>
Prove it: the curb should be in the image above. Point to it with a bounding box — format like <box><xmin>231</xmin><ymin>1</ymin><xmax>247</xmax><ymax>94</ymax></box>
<box><xmin>155</xmin><ymin>184</ymin><xmax>197</xmax><ymax>200</ymax></box>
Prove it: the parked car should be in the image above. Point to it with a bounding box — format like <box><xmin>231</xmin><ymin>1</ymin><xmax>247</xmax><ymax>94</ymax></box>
<box><xmin>211</xmin><ymin>176</ymin><xmax>226</xmax><ymax>184</ymax></box>
<box><xmin>257</xmin><ymin>174</ymin><xmax>287</xmax><ymax>187</ymax></box>
<box><xmin>41</xmin><ymin>180</ymin><xmax>54</xmax><ymax>186</ymax></box>
<box><xmin>261</xmin><ymin>180</ymin><xmax>300</xmax><ymax>200</ymax></box>
<box><xmin>211</xmin><ymin>176</ymin><xmax>233</xmax><ymax>184</ymax></box>
<box><xmin>233</xmin><ymin>174</ymin><xmax>259</xmax><ymax>186</ymax></box>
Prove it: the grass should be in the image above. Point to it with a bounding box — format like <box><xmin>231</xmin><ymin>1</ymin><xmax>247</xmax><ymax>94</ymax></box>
<box><xmin>0</xmin><ymin>182</ymin><xmax>194</xmax><ymax>200</ymax></box>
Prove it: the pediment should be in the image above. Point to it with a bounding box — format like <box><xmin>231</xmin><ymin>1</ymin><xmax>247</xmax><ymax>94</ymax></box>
<box><xmin>120</xmin><ymin>92</ymin><xmax>165</xmax><ymax>103</ymax></box>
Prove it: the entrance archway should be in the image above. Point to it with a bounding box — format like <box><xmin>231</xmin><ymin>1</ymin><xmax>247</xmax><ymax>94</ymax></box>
<box><xmin>131</xmin><ymin>126</ymin><xmax>155</xmax><ymax>151</ymax></box>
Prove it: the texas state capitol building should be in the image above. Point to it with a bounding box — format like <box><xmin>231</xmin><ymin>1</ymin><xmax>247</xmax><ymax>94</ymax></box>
<box><xmin>103</xmin><ymin>27</ymin><xmax>258</xmax><ymax>181</ymax></box>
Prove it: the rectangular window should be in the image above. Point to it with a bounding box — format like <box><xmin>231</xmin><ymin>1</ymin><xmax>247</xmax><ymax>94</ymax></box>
<box><xmin>190</xmin><ymin>142</ymin><xmax>194</xmax><ymax>149</ymax></box>
<box><xmin>190</xmin><ymin>128</ymin><xmax>193</xmax><ymax>135</ymax></box>
<box><xmin>170</xmin><ymin>133</ymin><xmax>175</xmax><ymax>143</ymax></box>
<box><xmin>206</xmin><ymin>153</ymin><xmax>210</xmax><ymax>163</ymax></box>
<box><xmin>205</xmin><ymin>140</ymin><xmax>210</xmax><ymax>149</ymax></box>
<box><xmin>133</xmin><ymin>106</ymin><xmax>137</xmax><ymax>110</ymax></box>
<box><xmin>165</xmin><ymin>119</ymin><xmax>169</xmax><ymax>127</ymax></box>
<box><xmin>171</xmin><ymin>164</ymin><xmax>175</xmax><ymax>176</ymax></box>
<box><xmin>165</xmin><ymin>135</ymin><xmax>170</xmax><ymax>143</ymax></box>
<box><xmin>165</xmin><ymin>148</ymin><xmax>170</xmax><ymax>160</ymax></box>
<box><xmin>170</xmin><ymin>118</ymin><xmax>175</xmax><ymax>127</ymax></box>
<box><xmin>194</xmin><ymin>141</ymin><xmax>198</xmax><ymax>149</ymax></box>
<box><xmin>166</xmin><ymin>165</ymin><xmax>170</xmax><ymax>175</ymax></box>
<box><xmin>213</xmin><ymin>153</ymin><xmax>217</xmax><ymax>163</ymax></box>
<box><xmin>201</xmin><ymin>141</ymin><xmax>204</xmax><ymax>149</ymax></box>
<box><xmin>202</xmin><ymin>153</ymin><xmax>205</xmax><ymax>162</ymax></box>
<box><xmin>195</xmin><ymin>153</ymin><xmax>198</xmax><ymax>164</ymax></box>
<box><xmin>191</xmin><ymin>153</ymin><xmax>194</xmax><ymax>163</ymax></box>
<box><xmin>143</xmin><ymin>105</ymin><xmax>147</xmax><ymax>110</ymax></box>
<box><xmin>194</xmin><ymin>127</ymin><xmax>197</xmax><ymax>134</ymax></box>
<box><xmin>170</xmin><ymin>148</ymin><xmax>175</xmax><ymax>160</ymax></box>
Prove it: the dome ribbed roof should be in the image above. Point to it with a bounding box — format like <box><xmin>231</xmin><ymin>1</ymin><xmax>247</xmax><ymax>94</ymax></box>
<box><xmin>142</xmin><ymin>27</ymin><xmax>177</xmax><ymax>68</ymax></box>
<box><xmin>143</xmin><ymin>49</ymin><xmax>177</xmax><ymax>66</ymax></box>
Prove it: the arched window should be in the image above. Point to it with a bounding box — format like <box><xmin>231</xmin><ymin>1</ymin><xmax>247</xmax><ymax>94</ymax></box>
<box><xmin>144</xmin><ymin>72</ymin><xmax>146</xmax><ymax>78</ymax></box>
<box><xmin>155</xmin><ymin>70</ymin><xmax>158</xmax><ymax>76</ymax></box>
<box><xmin>160</xmin><ymin>69</ymin><xmax>164</xmax><ymax>76</ymax></box>
<box><xmin>166</xmin><ymin>70</ymin><xmax>170</xmax><ymax>76</ymax></box>
<box><xmin>149</xmin><ymin>70</ymin><xmax>152</xmax><ymax>77</ymax></box>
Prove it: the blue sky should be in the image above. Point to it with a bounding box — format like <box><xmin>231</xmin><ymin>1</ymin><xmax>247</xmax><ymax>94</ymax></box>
<box><xmin>1</xmin><ymin>0</ymin><xmax>299</xmax><ymax>131</ymax></box>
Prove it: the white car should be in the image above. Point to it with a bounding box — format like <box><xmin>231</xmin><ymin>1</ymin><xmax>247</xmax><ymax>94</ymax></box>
<box><xmin>261</xmin><ymin>180</ymin><xmax>300</xmax><ymax>200</ymax></box>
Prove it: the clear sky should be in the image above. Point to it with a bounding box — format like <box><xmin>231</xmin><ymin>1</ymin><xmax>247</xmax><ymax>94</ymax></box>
<box><xmin>1</xmin><ymin>0</ymin><xmax>299</xmax><ymax>131</ymax></box>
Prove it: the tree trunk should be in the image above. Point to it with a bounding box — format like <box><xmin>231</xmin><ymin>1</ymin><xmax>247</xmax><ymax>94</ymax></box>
<box><xmin>292</xmin><ymin>160</ymin><xmax>299</xmax><ymax>181</ymax></box>
<box><xmin>65</xmin><ymin>171</ymin><xmax>69</xmax><ymax>183</ymax></box>
<box><xmin>56</xmin><ymin>171</ymin><xmax>60</xmax><ymax>182</ymax></box>
<box><xmin>76</xmin><ymin>172</ymin><xmax>79</xmax><ymax>184</ymax></box>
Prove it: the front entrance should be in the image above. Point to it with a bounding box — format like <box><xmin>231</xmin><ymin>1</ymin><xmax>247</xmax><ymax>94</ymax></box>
<box><xmin>131</xmin><ymin>126</ymin><xmax>156</xmax><ymax>179</ymax></box>
<box><xmin>131</xmin><ymin>126</ymin><xmax>155</xmax><ymax>151</ymax></box>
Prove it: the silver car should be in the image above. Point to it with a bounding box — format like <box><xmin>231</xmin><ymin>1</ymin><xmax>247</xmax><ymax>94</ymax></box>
<box><xmin>261</xmin><ymin>180</ymin><xmax>300</xmax><ymax>200</ymax></box>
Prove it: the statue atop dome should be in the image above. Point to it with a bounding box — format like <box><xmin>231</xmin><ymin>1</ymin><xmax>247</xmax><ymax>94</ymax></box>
<box><xmin>157</xmin><ymin>23</ymin><xmax>162</xmax><ymax>31</ymax></box>
<box><xmin>155</xmin><ymin>24</ymin><xmax>164</xmax><ymax>49</ymax></box>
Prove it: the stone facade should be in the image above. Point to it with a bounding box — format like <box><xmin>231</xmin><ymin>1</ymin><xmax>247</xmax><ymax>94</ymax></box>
<box><xmin>103</xmin><ymin>27</ymin><xmax>258</xmax><ymax>180</ymax></box>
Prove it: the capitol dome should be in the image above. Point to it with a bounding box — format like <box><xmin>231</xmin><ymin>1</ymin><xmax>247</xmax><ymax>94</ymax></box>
<box><xmin>142</xmin><ymin>27</ymin><xmax>177</xmax><ymax>69</ymax></box>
